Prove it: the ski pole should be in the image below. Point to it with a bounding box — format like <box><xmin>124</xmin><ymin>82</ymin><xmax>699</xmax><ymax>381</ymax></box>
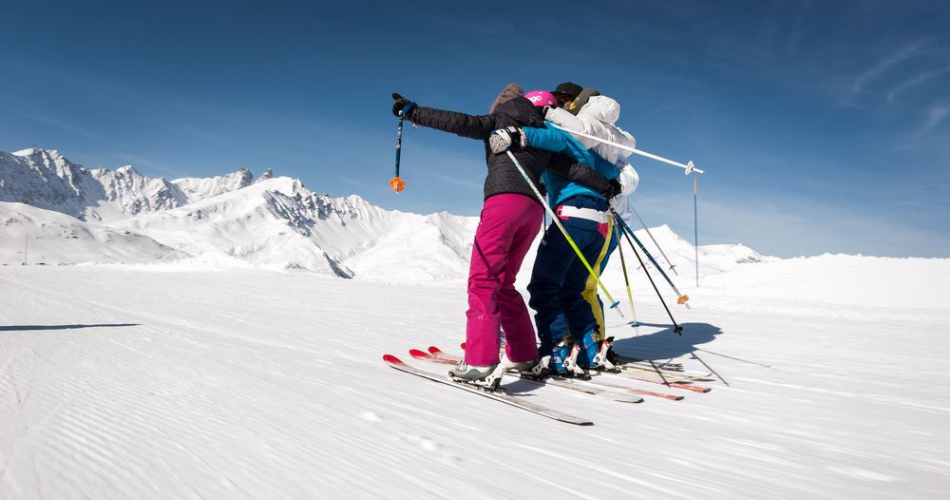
<box><xmin>549</xmin><ymin>123</ymin><xmax>704</xmax><ymax>175</ymax></box>
<box><xmin>505</xmin><ymin>151</ymin><xmax>623</xmax><ymax>319</ymax></box>
<box><xmin>629</xmin><ymin>203</ymin><xmax>678</xmax><ymax>275</ymax></box>
<box><xmin>613</xmin><ymin>212</ymin><xmax>682</xmax><ymax>334</ymax></box>
<box><xmin>390</xmin><ymin>94</ymin><xmax>408</xmax><ymax>193</ymax></box>
<box><xmin>610</xmin><ymin>206</ymin><xmax>690</xmax><ymax>309</ymax></box>
<box><xmin>614</xmin><ymin>223</ymin><xmax>639</xmax><ymax>326</ymax></box>
<box><xmin>693</xmin><ymin>176</ymin><xmax>699</xmax><ymax>288</ymax></box>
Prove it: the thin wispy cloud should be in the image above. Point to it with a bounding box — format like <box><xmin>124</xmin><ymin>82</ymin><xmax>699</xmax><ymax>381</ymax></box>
<box><xmin>111</xmin><ymin>152</ymin><xmax>187</xmax><ymax>177</ymax></box>
<box><xmin>849</xmin><ymin>41</ymin><xmax>930</xmax><ymax>99</ymax></box>
<box><xmin>886</xmin><ymin>64</ymin><xmax>950</xmax><ymax>104</ymax></box>
<box><xmin>926</xmin><ymin>103</ymin><xmax>950</xmax><ymax>131</ymax></box>
<box><xmin>334</xmin><ymin>175</ymin><xmax>368</xmax><ymax>188</ymax></box>
<box><xmin>413</xmin><ymin>167</ymin><xmax>483</xmax><ymax>191</ymax></box>
<box><xmin>15</xmin><ymin>110</ymin><xmax>117</xmax><ymax>147</ymax></box>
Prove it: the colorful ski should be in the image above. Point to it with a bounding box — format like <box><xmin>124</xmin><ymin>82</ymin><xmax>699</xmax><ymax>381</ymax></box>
<box><xmin>441</xmin><ymin>345</ymin><xmax>707</xmax><ymax>395</ymax></box>
<box><xmin>428</xmin><ymin>346</ymin><xmax>684</xmax><ymax>401</ymax></box>
<box><xmin>409</xmin><ymin>349</ymin><xmax>643</xmax><ymax>404</ymax></box>
<box><xmin>383</xmin><ymin>355</ymin><xmax>593</xmax><ymax>425</ymax></box>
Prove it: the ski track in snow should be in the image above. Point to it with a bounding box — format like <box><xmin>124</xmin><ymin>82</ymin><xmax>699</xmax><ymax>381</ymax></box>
<box><xmin>1</xmin><ymin>265</ymin><xmax>948</xmax><ymax>499</ymax></box>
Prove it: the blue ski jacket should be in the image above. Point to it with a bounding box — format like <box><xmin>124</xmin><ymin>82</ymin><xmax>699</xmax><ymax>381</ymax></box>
<box><xmin>521</xmin><ymin>124</ymin><xmax>619</xmax><ymax>206</ymax></box>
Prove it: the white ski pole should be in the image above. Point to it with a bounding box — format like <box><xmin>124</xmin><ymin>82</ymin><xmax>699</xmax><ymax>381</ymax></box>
<box><xmin>549</xmin><ymin>123</ymin><xmax>704</xmax><ymax>175</ymax></box>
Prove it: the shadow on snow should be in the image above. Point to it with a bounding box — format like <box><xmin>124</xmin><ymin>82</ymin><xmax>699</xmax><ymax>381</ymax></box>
<box><xmin>0</xmin><ymin>323</ymin><xmax>141</xmax><ymax>332</ymax></box>
<box><xmin>610</xmin><ymin>322</ymin><xmax>722</xmax><ymax>361</ymax></box>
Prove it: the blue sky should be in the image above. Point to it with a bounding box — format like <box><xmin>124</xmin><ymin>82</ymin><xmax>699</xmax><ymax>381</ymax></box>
<box><xmin>1</xmin><ymin>0</ymin><xmax>948</xmax><ymax>258</ymax></box>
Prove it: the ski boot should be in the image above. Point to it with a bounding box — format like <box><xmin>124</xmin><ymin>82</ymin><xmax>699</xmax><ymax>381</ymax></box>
<box><xmin>449</xmin><ymin>361</ymin><xmax>505</xmax><ymax>391</ymax></box>
<box><xmin>567</xmin><ymin>330</ymin><xmax>604</xmax><ymax>376</ymax></box>
<box><xmin>509</xmin><ymin>355</ymin><xmax>551</xmax><ymax>380</ymax></box>
<box><xmin>561</xmin><ymin>343</ymin><xmax>590</xmax><ymax>379</ymax></box>
<box><xmin>592</xmin><ymin>336</ymin><xmax>619</xmax><ymax>373</ymax></box>
<box><xmin>549</xmin><ymin>342</ymin><xmax>575</xmax><ymax>377</ymax></box>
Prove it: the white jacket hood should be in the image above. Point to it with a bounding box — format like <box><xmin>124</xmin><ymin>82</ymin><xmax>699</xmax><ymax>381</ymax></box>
<box><xmin>545</xmin><ymin>94</ymin><xmax>637</xmax><ymax>163</ymax></box>
<box><xmin>577</xmin><ymin>95</ymin><xmax>621</xmax><ymax>125</ymax></box>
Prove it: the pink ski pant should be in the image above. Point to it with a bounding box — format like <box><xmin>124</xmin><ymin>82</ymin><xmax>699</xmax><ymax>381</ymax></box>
<box><xmin>465</xmin><ymin>194</ymin><xmax>543</xmax><ymax>366</ymax></box>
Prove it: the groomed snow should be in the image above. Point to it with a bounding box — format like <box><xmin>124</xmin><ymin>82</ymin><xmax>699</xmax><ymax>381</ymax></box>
<box><xmin>1</xmin><ymin>257</ymin><xmax>947</xmax><ymax>499</ymax></box>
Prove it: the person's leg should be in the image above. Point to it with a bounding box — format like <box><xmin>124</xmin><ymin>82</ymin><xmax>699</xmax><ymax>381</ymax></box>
<box><xmin>559</xmin><ymin>225</ymin><xmax>606</xmax><ymax>339</ymax></box>
<box><xmin>464</xmin><ymin>196</ymin><xmax>520</xmax><ymax>366</ymax></box>
<box><xmin>464</xmin><ymin>194</ymin><xmax>547</xmax><ymax>366</ymax></box>
<box><xmin>496</xmin><ymin>198</ymin><xmax>544</xmax><ymax>363</ymax></box>
<box><xmin>527</xmin><ymin>223</ymin><xmax>575</xmax><ymax>356</ymax></box>
<box><xmin>580</xmin><ymin>218</ymin><xmax>617</xmax><ymax>337</ymax></box>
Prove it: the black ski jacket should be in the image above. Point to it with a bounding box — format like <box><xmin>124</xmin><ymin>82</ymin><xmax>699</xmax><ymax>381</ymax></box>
<box><xmin>406</xmin><ymin>97</ymin><xmax>609</xmax><ymax>202</ymax></box>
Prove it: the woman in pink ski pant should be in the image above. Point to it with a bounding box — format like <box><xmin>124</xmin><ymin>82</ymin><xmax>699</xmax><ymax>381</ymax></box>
<box><xmin>464</xmin><ymin>193</ymin><xmax>543</xmax><ymax>365</ymax></box>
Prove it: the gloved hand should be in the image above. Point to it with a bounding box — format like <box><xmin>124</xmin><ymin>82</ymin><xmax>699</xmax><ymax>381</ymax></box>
<box><xmin>603</xmin><ymin>178</ymin><xmax>623</xmax><ymax>199</ymax></box>
<box><xmin>391</xmin><ymin>93</ymin><xmax>417</xmax><ymax>118</ymax></box>
<box><xmin>489</xmin><ymin>126</ymin><xmax>528</xmax><ymax>154</ymax></box>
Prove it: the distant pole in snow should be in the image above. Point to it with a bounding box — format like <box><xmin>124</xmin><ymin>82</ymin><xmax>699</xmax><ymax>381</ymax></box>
<box><xmin>693</xmin><ymin>176</ymin><xmax>699</xmax><ymax>288</ymax></box>
<box><xmin>24</xmin><ymin>231</ymin><xmax>29</xmax><ymax>265</ymax></box>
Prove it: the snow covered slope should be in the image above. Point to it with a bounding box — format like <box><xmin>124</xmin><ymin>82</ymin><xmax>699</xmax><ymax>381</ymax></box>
<box><xmin>1</xmin><ymin>263</ymin><xmax>946</xmax><ymax>499</ymax></box>
<box><xmin>0</xmin><ymin>202</ymin><xmax>183</xmax><ymax>265</ymax></box>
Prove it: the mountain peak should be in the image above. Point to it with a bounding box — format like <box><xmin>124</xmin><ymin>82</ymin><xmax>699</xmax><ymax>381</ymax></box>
<box><xmin>13</xmin><ymin>148</ymin><xmax>60</xmax><ymax>157</ymax></box>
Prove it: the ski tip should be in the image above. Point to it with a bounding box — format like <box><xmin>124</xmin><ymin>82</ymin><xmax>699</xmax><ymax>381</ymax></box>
<box><xmin>427</xmin><ymin>346</ymin><xmax>444</xmax><ymax>355</ymax></box>
<box><xmin>382</xmin><ymin>354</ymin><xmax>405</xmax><ymax>365</ymax></box>
<box><xmin>408</xmin><ymin>349</ymin><xmax>430</xmax><ymax>359</ymax></box>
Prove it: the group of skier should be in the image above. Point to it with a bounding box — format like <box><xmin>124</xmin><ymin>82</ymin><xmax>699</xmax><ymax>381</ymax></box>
<box><xmin>390</xmin><ymin>81</ymin><xmax>638</xmax><ymax>384</ymax></box>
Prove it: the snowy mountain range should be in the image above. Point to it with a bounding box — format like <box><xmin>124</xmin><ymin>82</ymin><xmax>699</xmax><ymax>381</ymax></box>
<box><xmin>0</xmin><ymin>148</ymin><xmax>761</xmax><ymax>281</ymax></box>
<box><xmin>0</xmin><ymin>148</ymin><xmax>480</xmax><ymax>279</ymax></box>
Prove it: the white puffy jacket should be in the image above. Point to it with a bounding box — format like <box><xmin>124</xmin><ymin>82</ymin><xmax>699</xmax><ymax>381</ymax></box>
<box><xmin>545</xmin><ymin>96</ymin><xmax>639</xmax><ymax>213</ymax></box>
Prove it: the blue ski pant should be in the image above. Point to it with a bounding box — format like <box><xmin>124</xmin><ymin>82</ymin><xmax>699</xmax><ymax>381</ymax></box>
<box><xmin>527</xmin><ymin>195</ymin><xmax>614</xmax><ymax>354</ymax></box>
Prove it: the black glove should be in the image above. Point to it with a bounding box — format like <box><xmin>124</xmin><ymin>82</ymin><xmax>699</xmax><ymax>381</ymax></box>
<box><xmin>603</xmin><ymin>178</ymin><xmax>623</xmax><ymax>199</ymax></box>
<box><xmin>391</xmin><ymin>93</ymin><xmax>417</xmax><ymax>118</ymax></box>
<box><xmin>489</xmin><ymin>126</ymin><xmax>527</xmax><ymax>154</ymax></box>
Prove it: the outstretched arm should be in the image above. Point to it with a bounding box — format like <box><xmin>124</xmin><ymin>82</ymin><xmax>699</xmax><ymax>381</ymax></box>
<box><xmin>409</xmin><ymin>107</ymin><xmax>499</xmax><ymax>140</ymax></box>
<box><xmin>391</xmin><ymin>93</ymin><xmax>498</xmax><ymax>140</ymax></box>
<box><xmin>519</xmin><ymin>126</ymin><xmax>576</xmax><ymax>155</ymax></box>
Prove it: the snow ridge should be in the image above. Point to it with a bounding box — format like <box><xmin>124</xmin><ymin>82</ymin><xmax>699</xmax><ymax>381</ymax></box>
<box><xmin>0</xmin><ymin>148</ymin><xmax>481</xmax><ymax>279</ymax></box>
<box><xmin>1</xmin><ymin>148</ymin><xmax>765</xmax><ymax>282</ymax></box>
